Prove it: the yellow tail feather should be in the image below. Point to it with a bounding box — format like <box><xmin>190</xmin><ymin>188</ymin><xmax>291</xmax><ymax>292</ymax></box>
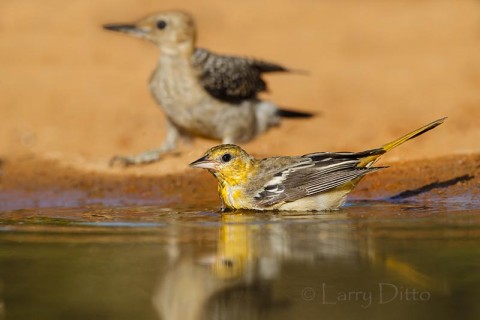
<box><xmin>381</xmin><ymin>117</ymin><xmax>446</xmax><ymax>152</ymax></box>
<box><xmin>359</xmin><ymin>117</ymin><xmax>446</xmax><ymax>167</ymax></box>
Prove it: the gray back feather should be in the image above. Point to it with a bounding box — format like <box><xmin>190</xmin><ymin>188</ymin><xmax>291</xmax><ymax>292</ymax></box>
<box><xmin>253</xmin><ymin>151</ymin><xmax>386</xmax><ymax>207</ymax></box>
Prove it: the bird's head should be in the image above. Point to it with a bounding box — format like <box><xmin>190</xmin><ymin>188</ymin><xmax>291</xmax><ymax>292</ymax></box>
<box><xmin>103</xmin><ymin>11</ymin><xmax>196</xmax><ymax>55</ymax></box>
<box><xmin>190</xmin><ymin>145</ymin><xmax>256</xmax><ymax>186</ymax></box>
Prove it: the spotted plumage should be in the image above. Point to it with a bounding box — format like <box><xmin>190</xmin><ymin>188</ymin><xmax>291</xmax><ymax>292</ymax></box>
<box><xmin>192</xmin><ymin>48</ymin><xmax>288</xmax><ymax>103</ymax></box>
<box><xmin>103</xmin><ymin>11</ymin><xmax>312</xmax><ymax>166</ymax></box>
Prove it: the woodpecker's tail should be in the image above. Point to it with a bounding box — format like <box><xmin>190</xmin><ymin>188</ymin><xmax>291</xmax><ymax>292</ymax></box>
<box><xmin>277</xmin><ymin>108</ymin><xmax>314</xmax><ymax>118</ymax></box>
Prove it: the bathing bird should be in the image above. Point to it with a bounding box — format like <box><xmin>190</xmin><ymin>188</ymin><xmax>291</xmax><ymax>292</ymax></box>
<box><xmin>190</xmin><ymin>118</ymin><xmax>446</xmax><ymax>211</ymax></box>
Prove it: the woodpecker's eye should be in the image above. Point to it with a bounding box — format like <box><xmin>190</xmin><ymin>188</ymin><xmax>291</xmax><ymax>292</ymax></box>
<box><xmin>156</xmin><ymin>20</ymin><xmax>167</xmax><ymax>29</ymax></box>
<box><xmin>221</xmin><ymin>153</ymin><xmax>232</xmax><ymax>163</ymax></box>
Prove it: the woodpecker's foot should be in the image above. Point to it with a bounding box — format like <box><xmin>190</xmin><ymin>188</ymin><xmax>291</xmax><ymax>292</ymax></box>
<box><xmin>109</xmin><ymin>150</ymin><xmax>165</xmax><ymax>167</ymax></box>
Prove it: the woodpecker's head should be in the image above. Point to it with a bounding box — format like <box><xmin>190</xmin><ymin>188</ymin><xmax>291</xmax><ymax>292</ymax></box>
<box><xmin>103</xmin><ymin>11</ymin><xmax>196</xmax><ymax>55</ymax></box>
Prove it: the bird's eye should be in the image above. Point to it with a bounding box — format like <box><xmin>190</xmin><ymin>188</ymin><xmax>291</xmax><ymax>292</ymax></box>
<box><xmin>221</xmin><ymin>153</ymin><xmax>232</xmax><ymax>163</ymax></box>
<box><xmin>156</xmin><ymin>20</ymin><xmax>167</xmax><ymax>29</ymax></box>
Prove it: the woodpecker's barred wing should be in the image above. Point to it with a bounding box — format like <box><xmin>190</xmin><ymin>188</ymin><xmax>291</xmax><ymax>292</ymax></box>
<box><xmin>254</xmin><ymin>149</ymin><xmax>386</xmax><ymax>207</ymax></box>
<box><xmin>192</xmin><ymin>48</ymin><xmax>289</xmax><ymax>103</ymax></box>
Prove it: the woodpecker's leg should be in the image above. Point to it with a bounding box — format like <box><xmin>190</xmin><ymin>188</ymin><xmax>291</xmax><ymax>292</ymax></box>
<box><xmin>110</xmin><ymin>121</ymin><xmax>180</xmax><ymax>166</ymax></box>
<box><xmin>222</xmin><ymin>134</ymin><xmax>238</xmax><ymax>145</ymax></box>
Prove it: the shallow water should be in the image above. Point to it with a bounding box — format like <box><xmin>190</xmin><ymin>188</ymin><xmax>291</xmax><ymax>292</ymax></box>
<box><xmin>0</xmin><ymin>197</ymin><xmax>479</xmax><ymax>320</ymax></box>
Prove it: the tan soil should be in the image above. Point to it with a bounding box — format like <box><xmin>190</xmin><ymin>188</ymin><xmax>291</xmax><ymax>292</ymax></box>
<box><xmin>0</xmin><ymin>0</ymin><xmax>479</xmax><ymax>206</ymax></box>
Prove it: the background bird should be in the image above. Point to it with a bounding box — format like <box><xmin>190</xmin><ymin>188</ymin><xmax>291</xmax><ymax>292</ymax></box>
<box><xmin>103</xmin><ymin>11</ymin><xmax>313</xmax><ymax>166</ymax></box>
<box><xmin>190</xmin><ymin>118</ymin><xmax>446</xmax><ymax>211</ymax></box>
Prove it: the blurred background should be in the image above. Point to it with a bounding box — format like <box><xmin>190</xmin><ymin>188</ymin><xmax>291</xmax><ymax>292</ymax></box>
<box><xmin>1</xmin><ymin>0</ymin><xmax>479</xmax><ymax>174</ymax></box>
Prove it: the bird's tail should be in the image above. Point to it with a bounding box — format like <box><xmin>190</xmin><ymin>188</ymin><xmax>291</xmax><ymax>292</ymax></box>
<box><xmin>381</xmin><ymin>117</ymin><xmax>446</xmax><ymax>152</ymax></box>
<box><xmin>277</xmin><ymin>108</ymin><xmax>314</xmax><ymax>118</ymax></box>
<box><xmin>359</xmin><ymin>117</ymin><xmax>446</xmax><ymax>167</ymax></box>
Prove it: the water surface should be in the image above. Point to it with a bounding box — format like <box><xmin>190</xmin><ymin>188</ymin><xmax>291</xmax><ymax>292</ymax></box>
<box><xmin>0</xmin><ymin>197</ymin><xmax>479</xmax><ymax>320</ymax></box>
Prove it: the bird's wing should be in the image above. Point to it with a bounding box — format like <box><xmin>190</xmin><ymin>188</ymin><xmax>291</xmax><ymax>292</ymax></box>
<box><xmin>253</xmin><ymin>150</ymin><xmax>386</xmax><ymax>207</ymax></box>
<box><xmin>192</xmin><ymin>48</ymin><xmax>289</xmax><ymax>103</ymax></box>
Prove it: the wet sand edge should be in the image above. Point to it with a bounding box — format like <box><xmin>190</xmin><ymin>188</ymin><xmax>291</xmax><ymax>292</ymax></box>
<box><xmin>0</xmin><ymin>153</ymin><xmax>478</xmax><ymax>208</ymax></box>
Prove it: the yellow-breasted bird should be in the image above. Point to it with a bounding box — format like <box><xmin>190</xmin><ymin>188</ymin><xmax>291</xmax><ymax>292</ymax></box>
<box><xmin>103</xmin><ymin>11</ymin><xmax>312</xmax><ymax>166</ymax></box>
<box><xmin>190</xmin><ymin>118</ymin><xmax>446</xmax><ymax>211</ymax></box>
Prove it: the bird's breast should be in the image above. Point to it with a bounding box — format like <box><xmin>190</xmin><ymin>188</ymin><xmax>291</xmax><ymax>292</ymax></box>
<box><xmin>219</xmin><ymin>184</ymin><xmax>251</xmax><ymax>210</ymax></box>
<box><xmin>150</xmin><ymin>60</ymin><xmax>203</xmax><ymax>109</ymax></box>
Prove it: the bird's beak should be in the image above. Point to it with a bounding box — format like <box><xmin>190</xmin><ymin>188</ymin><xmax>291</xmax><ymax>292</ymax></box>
<box><xmin>103</xmin><ymin>23</ymin><xmax>148</xmax><ymax>36</ymax></box>
<box><xmin>189</xmin><ymin>155</ymin><xmax>218</xmax><ymax>170</ymax></box>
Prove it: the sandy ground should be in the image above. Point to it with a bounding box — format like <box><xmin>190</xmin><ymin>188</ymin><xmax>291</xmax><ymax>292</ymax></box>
<box><xmin>0</xmin><ymin>0</ymin><xmax>479</xmax><ymax>205</ymax></box>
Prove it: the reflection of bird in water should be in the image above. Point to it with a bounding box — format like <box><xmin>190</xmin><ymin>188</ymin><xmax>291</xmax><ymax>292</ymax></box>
<box><xmin>152</xmin><ymin>213</ymin><xmax>447</xmax><ymax>320</ymax></box>
<box><xmin>103</xmin><ymin>11</ymin><xmax>312</xmax><ymax>166</ymax></box>
<box><xmin>153</xmin><ymin>214</ymin><xmax>276</xmax><ymax>320</ymax></box>
<box><xmin>213</xmin><ymin>214</ymin><xmax>253</xmax><ymax>281</ymax></box>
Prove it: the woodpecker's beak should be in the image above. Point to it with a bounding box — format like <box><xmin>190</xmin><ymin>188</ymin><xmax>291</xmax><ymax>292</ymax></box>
<box><xmin>189</xmin><ymin>155</ymin><xmax>218</xmax><ymax>170</ymax></box>
<box><xmin>103</xmin><ymin>23</ymin><xmax>148</xmax><ymax>36</ymax></box>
